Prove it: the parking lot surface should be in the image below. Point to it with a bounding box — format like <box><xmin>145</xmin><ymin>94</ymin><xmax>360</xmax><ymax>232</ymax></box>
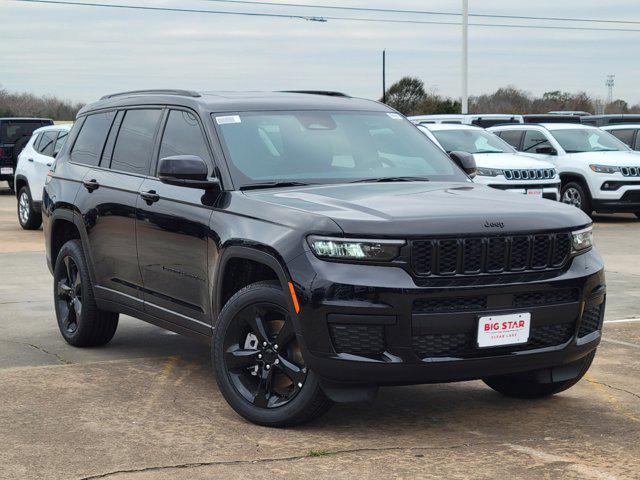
<box><xmin>0</xmin><ymin>187</ymin><xmax>638</xmax><ymax>480</ymax></box>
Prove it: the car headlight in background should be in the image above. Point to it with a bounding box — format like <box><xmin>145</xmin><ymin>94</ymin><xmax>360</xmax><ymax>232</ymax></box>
<box><xmin>476</xmin><ymin>167</ymin><xmax>502</xmax><ymax>177</ymax></box>
<box><xmin>589</xmin><ymin>164</ymin><xmax>620</xmax><ymax>174</ymax></box>
<box><xmin>308</xmin><ymin>236</ymin><xmax>405</xmax><ymax>261</ymax></box>
<box><xmin>571</xmin><ymin>226</ymin><xmax>593</xmax><ymax>254</ymax></box>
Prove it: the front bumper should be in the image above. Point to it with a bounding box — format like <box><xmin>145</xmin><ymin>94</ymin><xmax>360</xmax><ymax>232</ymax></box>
<box><xmin>288</xmin><ymin>248</ymin><xmax>605</xmax><ymax>385</ymax></box>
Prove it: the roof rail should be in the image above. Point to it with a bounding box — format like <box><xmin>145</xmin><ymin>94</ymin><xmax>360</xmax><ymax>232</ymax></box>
<box><xmin>280</xmin><ymin>90</ymin><xmax>349</xmax><ymax>97</ymax></box>
<box><xmin>100</xmin><ymin>89</ymin><xmax>201</xmax><ymax>100</ymax></box>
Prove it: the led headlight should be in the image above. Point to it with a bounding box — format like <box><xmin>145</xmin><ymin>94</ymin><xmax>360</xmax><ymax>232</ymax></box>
<box><xmin>571</xmin><ymin>226</ymin><xmax>593</xmax><ymax>254</ymax></box>
<box><xmin>476</xmin><ymin>167</ymin><xmax>502</xmax><ymax>177</ymax></box>
<box><xmin>308</xmin><ymin>236</ymin><xmax>405</xmax><ymax>261</ymax></box>
<box><xmin>589</xmin><ymin>164</ymin><xmax>620</xmax><ymax>174</ymax></box>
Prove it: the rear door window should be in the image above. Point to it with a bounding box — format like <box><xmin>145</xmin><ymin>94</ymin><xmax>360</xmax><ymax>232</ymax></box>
<box><xmin>110</xmin><ymin>109</ymin><xmax>162</xmax><ymax>175</ymax></box>
<box><xmin>53</xmin><ymin>130</ymin><xmax>69</xmax><ymax>157</ymax></box>
<box><xmin>38</xmin><ymin>131</ymin><xmax>57</xmax><ymax>157</ymax></box>
<box><xmin>522</xmin><ymin>130</ymin><xmax>553</xmax><ymax>153</ymax></box>
<box><xmin>496</xmin><ymin>130</ymin><xmax>523</xmax><ymax>149</ymax></box>
<box><xmin>70</xmin><ymin>112</ymin><xmax>116</xmax><ymax>166</ymax></box>
<box><xmin>608</xmin><ymin>129</ymin><xmax>635</xmax><ymax>148</ymax></box>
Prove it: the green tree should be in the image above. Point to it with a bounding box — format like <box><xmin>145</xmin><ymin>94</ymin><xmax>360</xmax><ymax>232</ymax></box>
<box><xmin>381</xmin><ymin>76</ymin><xmax>426</xmax><ymax>115</ymax></box>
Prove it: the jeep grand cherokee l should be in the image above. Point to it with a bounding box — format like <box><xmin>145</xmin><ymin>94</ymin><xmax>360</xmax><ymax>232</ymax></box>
<box><xmin>43</xmin><ymin>90</ymin><xmax>605</xmax><ymax>427</ymax></box>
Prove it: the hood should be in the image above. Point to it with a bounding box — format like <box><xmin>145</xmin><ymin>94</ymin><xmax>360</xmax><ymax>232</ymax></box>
<box><xmin>562</xmin><ymin>150</ymin><xmax>640</xmax><ymax>166</ymax></box>
<box><xmin>473</xmin><ymin>152</ymin><xmax>555</xmax><ymax>169</ymax></box>
<box><xmin>245</xmin><ymin>182</ymin><xmax>590</xmax><ymax>236</ymax></box>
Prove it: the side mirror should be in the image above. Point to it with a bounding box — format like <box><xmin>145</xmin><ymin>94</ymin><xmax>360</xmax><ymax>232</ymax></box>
<box><xmin>449</xmin><ymin>151</ymin><xmax>477</xmax><ymax>178</ymax></box>
<box><xmin>158</xmin><ymin>155</ymin><xmax>220</xmax><ymax>190</ymax></box>
<box><xmin>535</xmin><ymin>146</ymin><xmax>557</xmax><ymax>155</ymax></box>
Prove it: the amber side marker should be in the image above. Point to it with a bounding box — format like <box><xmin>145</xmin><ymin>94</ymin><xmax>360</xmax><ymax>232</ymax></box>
<box><xmin>288</xmin><ymin>282</ymin><xmax>300</xmax><ymax>314</ymax></box>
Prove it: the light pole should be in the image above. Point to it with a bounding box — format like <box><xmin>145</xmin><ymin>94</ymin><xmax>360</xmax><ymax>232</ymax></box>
<box><xmin>461</xmin><ymin>0</ymin><xmax>469</xmax><ymax>114</ymax></box>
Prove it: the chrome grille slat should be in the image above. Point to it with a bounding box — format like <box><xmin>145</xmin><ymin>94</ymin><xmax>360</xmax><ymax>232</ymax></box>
<box><xmin>502</xmin><ymin>168</ymin><xmax>555</xmax><ymax>181</ymax></box>
<box><xmin>411</xmin><ymin>232</ymin><xmax>571</xmax><ymax>277</ymax></box>
<box><xmin>621</xmin><ymin>166</ymin><xmax>640</xmax><ymax>177</ymax></box>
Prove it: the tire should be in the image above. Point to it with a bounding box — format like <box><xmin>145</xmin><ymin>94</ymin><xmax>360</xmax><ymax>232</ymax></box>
<box><xmin>483</xmin><ymin>350</ymin><xmax>596</xmax><ymax>399</ymax></box>
<box><xmin>53</xmin><ymin>239</ymin><xmax>119</xmax><ymax>347</ymax></box>
<box><xmin>212</xmin><ymin>281</ymin><xmax>333</xmax><ymax>427</ymax></box>
<box><xmin>17</xmin><ymin>186</ymin><xmax>42</xmax><ymax>230</ymax></box>
<box><xmin>561</xmin><ymin>181</ymin><xmax>592</xmax><ymax>215</ymax></box>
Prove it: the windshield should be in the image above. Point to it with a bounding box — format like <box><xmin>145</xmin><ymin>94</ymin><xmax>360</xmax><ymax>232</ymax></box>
<box><xmin>0</xmin><ymin>120</ymin><xmax>50</xmax><ymax>143</ymax></box>
<box><xmin>550</xmin><ymin>129</ymin><xmax>629</xmax><ymax>153</ymax></box>
<box><xmin>214</xmin><ymin>111</ymin><xmax>467</xmax><ymax>187</ymax></box>
<box><xmin>430</xmin><ymin>129</ymin><xmax>515</xmax><ymax>154</ymax></box>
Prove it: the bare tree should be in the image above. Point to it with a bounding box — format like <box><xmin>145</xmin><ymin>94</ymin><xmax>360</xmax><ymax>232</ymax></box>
<box><xmin>0</xmin><ymin>84</ymin><xmax>83</xmax><ymax>120</ymax></box>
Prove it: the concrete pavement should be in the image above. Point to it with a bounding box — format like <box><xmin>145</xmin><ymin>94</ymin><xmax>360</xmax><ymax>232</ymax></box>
<box><xmin>0</xmin><ymin>189</ymin><xmax>638</xmax><ymax>480</ymax></box>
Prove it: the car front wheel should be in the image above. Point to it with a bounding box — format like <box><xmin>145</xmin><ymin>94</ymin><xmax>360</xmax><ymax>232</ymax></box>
<box><xmin>561</xmin><ymin>181</ymin><xmax>592</xmax><ymax>215</ymax></box>
<box><xmin>17</xmin><ymin>186</ymin><xmax>42</xmax><ymax>230</ymax></box>
<box><xmin>212</xmin><ymin>281</ymin><xmax>332</xmax><ymax>427</ymax></box>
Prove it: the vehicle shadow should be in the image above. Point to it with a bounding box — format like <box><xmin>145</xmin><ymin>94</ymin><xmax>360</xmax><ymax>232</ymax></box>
<box><xmin>592</xmin><ymin>213</ymin><xmax>638</xmax><ymax>223</ymax></box>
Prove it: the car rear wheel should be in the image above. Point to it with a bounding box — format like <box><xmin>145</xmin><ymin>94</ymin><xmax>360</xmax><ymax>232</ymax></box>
<box><xmin>483</xmin><ymin>350</ymin><xmax>596</xmax><ymax>399</ymax></box>
<box><xmin>561</xmin><ymin>181</ymin><xmax>591</xmax><ymax>215</ymax></box>
<box><xmin>17</xmin><ymin>186</ymin><xmax>42</xmax><ymax>230</ymax></box>
<box><xmin>213</xmin><ymin>281</ymin><xmax>333</xmax><ymax>427</ymax></box>
<box><xmin>54</xmin><ymin>239</ymin><xmax>119</xmax><ymax>347</ymax></box>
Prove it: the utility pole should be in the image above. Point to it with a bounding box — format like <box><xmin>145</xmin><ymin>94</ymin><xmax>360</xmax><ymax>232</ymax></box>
<box><xmin>382</xmin><ymin>50</ymin><xmax>386</xmax><ymax>103</ymax></box>
<box><xmin>461</xmin><ymin>0</ymin><xmax>469</xmax><ymax>114</ymax></box>
<box><xmin>606</xmin><ymin>74</ymin><xmax>615</xmax><ymax>105</ymax></box>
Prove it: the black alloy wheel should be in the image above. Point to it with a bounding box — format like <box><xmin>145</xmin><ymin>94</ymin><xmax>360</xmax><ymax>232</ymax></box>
<box><xmin>56</xmin><ymin>255</ymin><xmax>83</xmax><ymax>336</ymax></box>
<box><xmin>222</xmin><ymin>301</ymin><xmax>307</xmax><ymax>409</ymax></box>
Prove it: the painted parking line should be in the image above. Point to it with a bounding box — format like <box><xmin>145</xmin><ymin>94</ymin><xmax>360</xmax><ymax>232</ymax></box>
<box><xmin>600</xmin><ymin>338</ymin><xmax>640</xmax><ymax>349</ymax></box>
<box><xmin>604</xmin><ymin>318</ymin><xmax>640</xmax><ymax>324</ymax></box>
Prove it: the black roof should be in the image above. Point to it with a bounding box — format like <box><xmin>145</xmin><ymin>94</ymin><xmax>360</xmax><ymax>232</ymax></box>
<box><xmin>79</xmin><ymin>90</ymin><xmax>390</xmax><ymax>116</ymax></box>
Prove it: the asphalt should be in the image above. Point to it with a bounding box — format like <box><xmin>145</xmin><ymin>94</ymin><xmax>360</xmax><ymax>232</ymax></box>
<box><xmin>0</xmin><ymin>185</ymin><xmax>638</xmax><ymax>480</ymax></box>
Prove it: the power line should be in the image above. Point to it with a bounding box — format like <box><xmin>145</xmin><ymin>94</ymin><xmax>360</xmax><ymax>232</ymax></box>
<box><xmin>198</xmin><ymin>0</ymin><xmax>640</xmax><ymax>26</ymax></box>
<box><xmin>11</xmin><ymin>0</ymin><xmax>640</xmax><ymax>33</ymax></box>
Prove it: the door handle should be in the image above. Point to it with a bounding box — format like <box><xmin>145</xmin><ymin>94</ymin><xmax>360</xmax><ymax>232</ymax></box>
<box><xmin>82</xmin><ymin>179</ymin><xmax>99</xmax><ymax>192</ymax></box>
<box><xmin>28</xmin><ymin>158</ymin><xmax>34</xmax><ymax>162</ymax></box>
<box><xmin>140</xmin><ymin>190</ymin><xmax>160</xmax><ymax>204</ymax></box>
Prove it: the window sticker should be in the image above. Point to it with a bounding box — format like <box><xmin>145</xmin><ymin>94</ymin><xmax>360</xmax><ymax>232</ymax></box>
<box><xmin>216</xmin><ymin>115</ymin><xmax>242</xmax><ymax>125</ymax></box>
<box><xmin>387</xmin><ymin>113</ymin><xmax>403</xmax><ymax>120</ymax></box>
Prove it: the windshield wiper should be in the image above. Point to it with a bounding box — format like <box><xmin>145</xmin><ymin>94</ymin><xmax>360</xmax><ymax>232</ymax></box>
<box><xmin>349</xmin><ymin>176</ymin><xmax>431</xmax><ymax>183</ymax></box>
<box><xmin>240</xmin><ymin>181</ymin><xmax>313</xmax><ymax>191</ymax></box>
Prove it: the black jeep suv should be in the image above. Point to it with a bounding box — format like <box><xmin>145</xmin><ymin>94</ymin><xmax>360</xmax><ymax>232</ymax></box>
<box><xmin>43</xmin><ymin>90</ymin><xmax>605</xmax><ymax>426</ymax></box>
<box><xmin>1</xmin><ymin>117</ymin><xmax>53</xmax><ymax>188</ymax></box>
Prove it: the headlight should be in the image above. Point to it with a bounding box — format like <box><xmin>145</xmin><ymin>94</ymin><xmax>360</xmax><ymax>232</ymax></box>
<box><xmin>571</xmin><ymin>226</ymin><xmax>593</xmax><ymax>253</ymax></box>
<box><xmin>589</xmin><ymin>164</ymin><xmax>620</xmax><ymax>174</ymax></box>
<box><xmin>476</xmin><ymin>167</ymin><xmax>502</xmax><ymax>177</ymax></box>
<box><xmin>308</xmin><ymin>236</ymin><xmax>405</xmax><ymax>261</ymax></box>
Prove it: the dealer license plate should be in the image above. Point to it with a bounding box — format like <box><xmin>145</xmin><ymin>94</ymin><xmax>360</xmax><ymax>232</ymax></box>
<box><xmin>0</xmin><ymin>167</ymin><xmax>13</xmax><ymax>175</ymax></box>
<box><xmin>477</xmin><ymin>313</ymin><xmax>531</xmax><ymax>348</ymax></box>
<box><xmin>526</xmin><ymin>189</ymin><xmax>542</xmax><ymax>197</ymax></box>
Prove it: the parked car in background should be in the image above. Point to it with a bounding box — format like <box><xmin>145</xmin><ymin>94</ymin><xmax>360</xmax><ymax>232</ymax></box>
<box><xmin>43</xmin><ymin>90</ymin><xmax>603</xmax><ymax>427</ymax></box>
<box><xmin>418</xmin><ymin>124</ymin><xmax>560</xmax><ymax>200</ymax></box>
<box><xmin>409</xmin><ymin>114</ymin><xmax>523</xmax><ymax>127</ymax></box>
<box><xmin>548</xmin><ymin>111</ymin><xmax>592</xmax><ymax>116</ymax></box>
<box><xmin>14</xmin><ymin>124</ymin><xmax>71</xmax><ymax>229</ymax></box>
<box><xmin>601</xmin><ymin>124</ymin><xmax>640</xmax><ymax>151</ymax></box>
<box><xmin>522</xmin><ymin>114</ymin><xmax>581</xmax><ymax>124</ymax></box>
<box><xmin>0</xmin><ymin>118</ymin><xmax>54</xmax><ymax>190</ymax></box>
<box><xmin>581</xmin><ymin>114</ymin><xmax>640</xmax><ymax>127</ymax></box>
<box><xmin>489</xmin><ymin>123</ymin><xmax>640</xmax><ymax>217</ymax></box>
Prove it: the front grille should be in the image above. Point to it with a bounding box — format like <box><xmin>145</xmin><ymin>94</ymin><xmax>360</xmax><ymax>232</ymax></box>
<box><xmin>414</xmin><ymin>296</ymin><xmax>487</xmax><ymax>314</ymax></box>
<box><xmin>621</xmin><ymin>166</ymin><xmax>640</xmax><ymax>177</ymax></box>
<box><xmin>620</xmin><ymin>190</ymin><xmax>640</xmax><ymax>203</ymax></box>
<box><xmin>329</xmin><ymin>324</ymin><xmax>385</xmax><ymax>357</ymax></box>
<box><xmin>412</xmin><ymin>322</ymin><xmax>575</xmax><ymax>358</ymax></box>
<box><xmin>513</xmin><ymin>289</ymin><xmax>579</xmax><ymax>308</ymax></box>
<box><xmin>578</xmin><ymin>305</ymin><xmax>603</xmax><ymax>337</ymax></box>
<box><xmin>411</xmin><ymin>232</ymin><xmax>572</xmax><ymax>276</ymax></box>
<box><xmin>503</xmin><ymin>168</ymin><xmax>555</xmax><ymax>180</ymax></box>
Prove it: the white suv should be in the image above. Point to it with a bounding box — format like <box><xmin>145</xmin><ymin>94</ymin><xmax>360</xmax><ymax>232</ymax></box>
<box><xmin>418</xmin><ymin>123</ymin><xmax>560</xmax><ymax>200</ymax></box>
<box><xmin>14</xmin><ymin>124</ymin><xmax>71</xmax><ymax>229</ymax></box>
<box><xmin>489</xmin><ymin>123</ymin><xmax>640</xmax><ymax>218</ymax></box>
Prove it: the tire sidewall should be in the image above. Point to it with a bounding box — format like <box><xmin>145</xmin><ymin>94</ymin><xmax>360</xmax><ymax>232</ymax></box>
<box><xmin>17</xmin><ymin>186</ymin><xmax>33</xmax><ymax>228</ymax></box>
<box><xmin>212</xmin><ymin>283</ymin><xmax>324</xmax><ymax>426</ymax></box>
<box><xmin>53</xmin><ymin>240</ymin><xmax>93</xmax><ymax>344</ymax></box>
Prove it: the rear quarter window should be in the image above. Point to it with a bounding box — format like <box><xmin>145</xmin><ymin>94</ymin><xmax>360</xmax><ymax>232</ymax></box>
<box><xmin>70</xmin><ymin>112</ymin><xmax>116</xmax><ymax>166</ymax></box>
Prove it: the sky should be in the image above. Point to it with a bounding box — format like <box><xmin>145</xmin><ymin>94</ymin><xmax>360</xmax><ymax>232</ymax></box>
<box><xmin>1</xmin><ymin>0</ymin><xmax>640</xmax><ymax>105</ymax></box>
